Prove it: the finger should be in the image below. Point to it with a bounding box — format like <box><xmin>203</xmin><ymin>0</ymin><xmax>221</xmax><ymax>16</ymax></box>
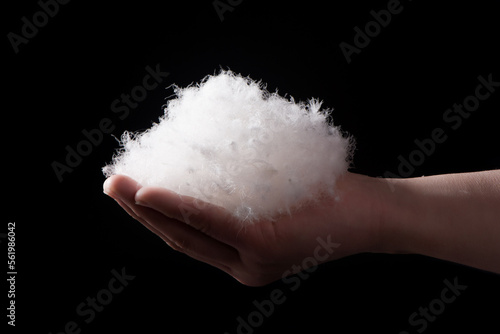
<box><xmin>134</xmin><ymin>186</ymin><xmax>244</xmax><ymax>247</ymax></box>
<box><xmin>132</xmin><ymin>203</ymin><xmax>240</xmax><ymax>273</ymax></box>
<box><xmin>103</xmin><ymin>174</ymin><xmax>142</xmax><ymax>201</ymax></box>
<box><xmin>113</xmin><ymin>197</ymin><xmax>171</xmax><ymax>239</ymax></box>
<box><xmin>103</xmin><ymin>175</ymin><xmax>178</xmax><ymax>245</ymax></box>
<box><xmin>103</xmin><ymin>175</ymin><xmax>145</xmax><ymax>222</ymax></box>
<box><xmin>105</xmin><ymin>175</ymin><xmax>240</xmax><ymax>272</ymax></box>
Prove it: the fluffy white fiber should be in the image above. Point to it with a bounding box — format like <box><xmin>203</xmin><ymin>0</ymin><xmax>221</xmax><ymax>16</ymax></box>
<box><xmin>103</xmin><ymin>71</ymin><xmax>353</xmax><ymax>222</ymax></box>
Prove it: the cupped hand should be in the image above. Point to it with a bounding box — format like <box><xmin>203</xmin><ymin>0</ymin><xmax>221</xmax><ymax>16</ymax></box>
<box><xmin>103</xmin><ymin>172</ymin><xmax>388</xmax><ymax>286</ymax></box>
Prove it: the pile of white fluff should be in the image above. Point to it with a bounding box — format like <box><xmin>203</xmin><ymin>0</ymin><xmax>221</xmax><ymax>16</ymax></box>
<box><xmin>103</xmin><ymin>71</ymin><xmax>353</xmax><ymax>222</ymax></box>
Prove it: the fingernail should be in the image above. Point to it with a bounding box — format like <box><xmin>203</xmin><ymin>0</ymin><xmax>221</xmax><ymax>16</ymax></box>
<box><xmin>103</xmin><ymin>178</ymin><xmax>113</xmax><ymax>196</ymax></box>
<box><xmin>134</xmin><ymin>188</ymin><xmax>150</xmax><ymax>207</ymax></box>
<box><xmin>135</xmin><ymin>200</ymin><xmax>150</xmax><ymax>207</ymax></box>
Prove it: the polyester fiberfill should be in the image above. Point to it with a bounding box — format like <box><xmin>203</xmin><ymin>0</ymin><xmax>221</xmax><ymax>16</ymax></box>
<box><xmin>103</xmin><ymin>71</ymin><xmax>353</xmax><ymax>222</ymax></box>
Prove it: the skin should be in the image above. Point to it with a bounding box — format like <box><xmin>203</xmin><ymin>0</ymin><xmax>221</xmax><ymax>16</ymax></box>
<box><xmin>103</xmin><ymin>170</ymin><xmax>500</xmax><ymax>286</ymax></box>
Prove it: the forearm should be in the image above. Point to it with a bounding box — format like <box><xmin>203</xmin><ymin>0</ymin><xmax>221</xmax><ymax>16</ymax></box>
<box><xmin>382</xmin><ymin>170</ymin><xmax>500</xmax><ymax>274</ymax></box>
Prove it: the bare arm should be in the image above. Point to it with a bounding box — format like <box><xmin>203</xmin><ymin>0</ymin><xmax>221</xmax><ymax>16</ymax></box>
<box><xmin>382</xmin><ymin>170</ymin><xmax>500</xmax><ymax>274</ymax></box>
<box><xmin>103</xmin><ymin>170</ymin><xmax>500</xmax><ymax>286</ymax></box>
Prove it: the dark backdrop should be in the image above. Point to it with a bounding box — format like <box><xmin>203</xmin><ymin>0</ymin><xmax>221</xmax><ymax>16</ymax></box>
<box><xmin>4</xmin><ymin>1</ymin><xmax>499</xmax><ymax>333</ymax></box>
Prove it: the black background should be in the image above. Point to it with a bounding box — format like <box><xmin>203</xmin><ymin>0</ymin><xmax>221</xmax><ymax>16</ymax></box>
<box><xmin>4</xmin><ymin>0</ymin><xmax>500</xmax><ymax>333</ymax></box>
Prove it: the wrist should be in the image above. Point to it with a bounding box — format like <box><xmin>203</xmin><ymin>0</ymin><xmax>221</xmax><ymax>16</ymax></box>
<box><xmin>332</xmin><ymin>173</ymin><xmax>403</xmax><ymax>255</ymax></box>
<box><xmin>371</xmin><ymin>171</ymin><xmax>500</xmax><ymax>273</ymax></box>
<box><xmin>376</xmin><ymin>177</ymin><xmax>423</xmax><ymax>255</ymax></box>
<box><xmin>378</xmin><ymin>175</ymin><xmax>451</xmax><ymax>257</ymax></box>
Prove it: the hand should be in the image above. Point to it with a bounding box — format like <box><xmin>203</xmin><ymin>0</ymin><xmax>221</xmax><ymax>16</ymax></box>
<box><xmin>103</xmin><ymin>173</ymin><xmax>389</xmax><ymax>286</ymax></box>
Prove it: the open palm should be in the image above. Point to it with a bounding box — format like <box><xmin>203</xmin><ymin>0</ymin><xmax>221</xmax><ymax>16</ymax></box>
<box><xmin>103</xmin><ymin>173</ymin><xmax>387</xmax><ymax>286</ymax></box>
